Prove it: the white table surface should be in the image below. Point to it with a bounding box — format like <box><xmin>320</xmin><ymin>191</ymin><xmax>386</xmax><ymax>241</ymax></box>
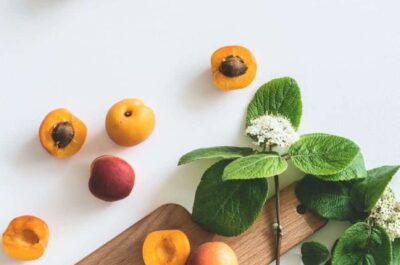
<box><xmin>1</xmin><ymin>0</ymin><xmax>400</xmax><ymax>264</ymax></box>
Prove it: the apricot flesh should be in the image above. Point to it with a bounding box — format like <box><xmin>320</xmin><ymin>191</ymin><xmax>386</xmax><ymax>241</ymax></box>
<box><xmin>187</xmin><ymin>242</ymin><xmax>238</xmax><ymax>265</ymax></box>
<box><xmin>143</xmin><ymin>230</ymin><xmax>190</xmax><ymax>265</ymax></box>
<box><xmin>2</xmin><ymin>216</ymin><xmax>49</xmax><ymax>261</ymax></box>
<box><xmin>106</xmin><ymin>98</ymin><xmax>156</xmax><ymax>147</ymax></box>
<box><xmin>89</xmin><ymin>155</ymin><xmax>135</xmax><ymax>202</ymax></box>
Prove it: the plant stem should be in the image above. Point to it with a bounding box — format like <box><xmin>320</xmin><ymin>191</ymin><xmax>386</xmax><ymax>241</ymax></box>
<box><xmin>274</xmin><ymin>175</ymin><xmax>282</xmax><ymax>265</ymax></box>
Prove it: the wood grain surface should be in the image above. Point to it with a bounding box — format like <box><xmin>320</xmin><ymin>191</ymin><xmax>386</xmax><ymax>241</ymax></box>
<box><xmin>77</xmin><ymin>183</ymin><xmax>327</xmax><ymax>265</ymax></box>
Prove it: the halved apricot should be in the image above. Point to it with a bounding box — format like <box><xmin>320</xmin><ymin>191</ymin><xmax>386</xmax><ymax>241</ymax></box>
<box><xmin>142</xmin><ymin>230</ymin><xmax>190</xmax><ymax>265</ymax></box>
<box><xmin>39</xmin><ymin>108</ymin><xmax>87</xmax><ymax>158</ymax></box>
<box><xmin>211</xmin><ymin>45</ymin><xmax>257</xmax><ymax>91</ymax></box>
<box><xmin>2</xmin><ymin>215</ymin><xmax>49</xmax><ymax>261</ymax></box>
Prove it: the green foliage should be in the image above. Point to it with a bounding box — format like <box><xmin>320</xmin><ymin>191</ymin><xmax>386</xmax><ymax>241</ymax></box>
<box><xmin>301</xmin><ymin>241</ymin><xmax>330</xmax><ymax>265</ymax></box>
<box><xmin>192</xmin><ymin>160</ymin><xmax>269</xmax><ymax>236</ymax></box>
<box><xmin>392</xmin><ymin>239</ymin><xmax>400</xmax><ymax>265</ymax></box>
<box><xmin>296</xmin><ymin>175</ymin><xmax>365</xmax><ymax>221</ymax></box>
<box><xmin>332</xmin><ymin>222</ymin><xmax>392</xmax><ymax>265</ymax></box>
<box><xmin>178</xmin><ymin>146</ymin><xmax>253</xmax><ymax>165</ymax></box>
<box><xmin>222</xmin><ymin>153</ymin><xmax>287</xmax><ymax>180</ymax></box>
<box><xmin>320</xmin><ymin>152</ymin><xmax>367</xmax><ymax>181</ymax></box>
<box><xmin>351</xmin><ymin>165</ymin><xmax>400</xmax><ymax>212</ymax></box>
<box><xmin>289</xmin><ymin>133</ymin><xmax>360</xmax><ymax>176</ymax></box>
<box><xmin>246</xmin><ymin>77</ymin><xmax>303</xmax><ymax>129</ymax></box>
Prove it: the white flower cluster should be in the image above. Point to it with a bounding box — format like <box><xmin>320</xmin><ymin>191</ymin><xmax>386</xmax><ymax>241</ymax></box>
<box><xmin>370</xmin><ymin>187</ymin><xmax>400</xmax><ymax>241</ymax></box>
<box><xmin>246</xmin><ymin>114</ymin><xmax>299</xmax><ymax>148</ymax></box>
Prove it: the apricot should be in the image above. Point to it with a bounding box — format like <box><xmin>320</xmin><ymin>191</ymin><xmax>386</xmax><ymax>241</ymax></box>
<box><xmin>211</xmin><ymin>45</ymin><xmax>257</xmax><ymax>91</ymax></box>
<box><xmin>106</xmin><ymin>98</ymin><xmax>155</xmax><ymax>147</ymax></box>
<box><xmin>89</xmin><ymin>155</ymin><xmax>135</xmax><ymax>202</ymax></box>
<box><xmin>2</xmin><ymin>215</ymin><xmax>49</xmax><ymax>261</ymax></box>
<box><xmin>39</xmin><ymin>108</ymin><xmax>87</xmax><ymax>158</ymax></box>
<box><xmin>187</xmin><ymin>242</ymin><xmax>238</xmax><ymax>265</ymax></box>
<box><xmin>142</xmin><ymin>230</ymin><xmax>190</xmax><ymax>265</ymax></box>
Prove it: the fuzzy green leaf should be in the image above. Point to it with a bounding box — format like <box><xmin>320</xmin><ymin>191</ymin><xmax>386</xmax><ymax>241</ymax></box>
<box><xmin>317</xmin><ymin>152</ymin><xmax>367</xmax><ymax>181</ymax></box>
<box><xmin>302</xmin><ymin>241</ymin><xmax>330</xmax><ymax>265</ymax></box>
<box><xmin>192</xmin><ymin>160</ymin><xmax>268</xmax><ymax>236</ymax></box>
<box><xmin>246</xmin><ymin>77</ymin><xmax>302</xmax><ymax>129</ymax></box>
<box><xmin>392</xmin><ymin>239</ymin><xmax>400</xmax><ymax>265</ymax></box>
<box><xmin>351</xmin><ymin>165</ymin><xmax>400</xmax><ymax>212</ymax></box>
<box><xmin>296</xmin><ymin>175</ymin><xmax>365</xmax><ymax>221</ymax></box>
<box><xmin>178</xmin><ymin>146</ymin><xmax>253</xmax><ymax>165</ymax></box>
<box><xmin>289</xmin><ymin>133</ymin><xmax>360</xmax><ymax>176</ymax></box>
<box><xmin>332</xmin><ymin>222</ymin><xmax>392</xmax><ymax>265</ymax></box>
<box><xmin>222</xmin><ymin>153</ymin><xmax>287</xmax><ymax>180</ymax></box>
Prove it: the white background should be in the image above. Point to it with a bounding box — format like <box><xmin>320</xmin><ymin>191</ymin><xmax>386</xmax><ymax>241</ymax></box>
<box><xmin>1</xmin><ymin>0</ymin><xmax>400</xmax><ymax>264</ymax></box>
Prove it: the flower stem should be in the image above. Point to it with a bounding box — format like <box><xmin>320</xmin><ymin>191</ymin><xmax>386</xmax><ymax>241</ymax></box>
<box><xmin>274</xmin><ymin>175</ymin><xmax>282</xmax><ymax>265</ymax></box>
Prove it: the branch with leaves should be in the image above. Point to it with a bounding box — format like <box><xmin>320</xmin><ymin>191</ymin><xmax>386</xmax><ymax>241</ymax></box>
<box><xmin>177</xmin><ymin>77</ymin><xmax>399</xmax><ymax>264</ymax></box>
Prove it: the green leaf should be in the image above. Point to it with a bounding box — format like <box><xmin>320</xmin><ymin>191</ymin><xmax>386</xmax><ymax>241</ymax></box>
<box><xmin>289</xmin><ymin>133</ymin><xmax>360</xmax><ymax>175</ymax></box>
<box><xmin>222</xmin><ymin>153</ymin><xmax>287</xmax><ymax>180</ymax></box>
<box><xmin>246</xmin><ymin>77</ymin><xmax>302</xmax><ymax>129</ymax></box>
<box><xmin>332</xmin><ymin>222</ymin><xmax>392</xmax><ymax>265</ymax></box>
<box><xmin>351</xmin><ymin>165</ymin><xmax>400</xmax><ymax>212</ymax></box>
<box><xmin>392</xmin><ymin>239</ymin><xmax>400</xmax><ymax>265</ymax></box>
<box><xmin>296</xmin><ymin>175</ymin><xmax>365</xmax><ymax>221</ymax></box>
<box><xmin>301</xmin><ymin>241</ymin><xmax>330</xmax><ymax>265</ymax></box>
<box><xmin>318</xmin><ymin>152</ymin><xmax>367</xmax><ymax>181</ymax></box>
<box><xmin>192</xmin><ymin>160</ymin><xmax>269</xmax><ymax>236</ymax></box>
<box><xmin>178</xmin><ymin>146</ymin><xmax>253</xmax><ymax>165</ymax></box>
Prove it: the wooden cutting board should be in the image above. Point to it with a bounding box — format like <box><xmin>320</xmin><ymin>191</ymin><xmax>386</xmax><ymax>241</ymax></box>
<box><xmin>77</xmin><ymin>183</ymin><xmax>327</xmax><ymax>265</ymax></box>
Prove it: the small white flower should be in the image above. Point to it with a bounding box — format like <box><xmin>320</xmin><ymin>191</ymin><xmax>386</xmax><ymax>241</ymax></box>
<box><xmin>246</xmin><ymin>114</ymin><xmax>299</xmax><ymax>148</ymax></box>
<box><xmin>370</xmin><ymin>187</ymin><xmax>400</xmax><ymax>241</ymax></box>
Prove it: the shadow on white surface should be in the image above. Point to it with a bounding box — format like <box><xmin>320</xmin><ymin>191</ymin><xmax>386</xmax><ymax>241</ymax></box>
<box><xmin>181</xmin><ymin>69</ymin><xmax>227</xmax><ymax>111</ymax></box>
<box><xmin>15</xmin><ymin>0</ymin><xmax>68</xmax><ymax>12</ymax></box>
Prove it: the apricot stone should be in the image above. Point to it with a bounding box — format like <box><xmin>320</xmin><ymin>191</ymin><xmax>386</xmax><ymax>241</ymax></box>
<box><xmin>89</xmin><ymin>155</ymin><xmax>135</xmax><ymax>202</ymax></box>
<box><xmin>187</xmin><ymin>242</ymin><xmax>238</xmax><ymax>265</ymax></box>
<box><xmin>2</xmin><ymin>216</ymin><xmax>49</xmax><ymax>261</ymax></box>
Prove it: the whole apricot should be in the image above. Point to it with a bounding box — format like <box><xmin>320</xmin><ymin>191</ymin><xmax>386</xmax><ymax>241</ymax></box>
<box><xmin>106</xmin><ymin>98</ymin><xmax>155</xmax><ymax>147</ymax></box>
<box><xmin>2</xmin><ymin>215</ymin><xmax>49</xmax><ymax>261</ymax></box>
<box><xmin>211</xmin><ymin>45</ymin><xmax>257</xmax><ymax>91</ymax></box>
<box><xmin>142</xmin><ymin>230</ymin><xmax>190</xmax><ymax>265</ymax></box>
<box><xmin>187</xmin><ymin>242</ymin><xmax>238</xmax><ymax>265</ymax></box>
<box><xmin>39</xmin><ymin>108</ymin><xmax>87</xmax><ymax>158</ymax></box>
<box><xmin>89</xmin><ymin>155</ymin><xmax>135</xmax><ymax>202</ymax></box>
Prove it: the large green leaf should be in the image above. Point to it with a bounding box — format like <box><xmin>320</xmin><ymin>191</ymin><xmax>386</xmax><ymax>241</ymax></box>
<box><xmin>332</xmin><ymin>222</ymin><xmax>392</xmax><ymax>265</ymax></box>
<box><xmin>246</xmin><ymin>77</ymin><xmax>302</xmax><ymax>129</ymax></box>
<box><xmin>222</xmin><ymin>153</ymin><xmax>287</xmax><ymax>180</ymax></box>
<box><xmin>296</xmin><ymin>175</ymin><xmax>365</xmax><ymax>221</ymax></box>
<box><xmin>351</xmin><ymin>165</ymin><xmax>400</xmax><ymax>212</ymax></box>
<box><xmin>301</xmin><ymin>241</ymin><xmax>330</xmax><ymax>265</ymax></box>
<box><xmin>289</xmin><ymin>133</ymin><xmax>360</xmax><ymax>176</ymax></box>
<box><xmin>318</xmin><ymin>152</ymin><xmax>367</xmax><ymax>182</ymax></box>
<box><xmin>392</xmin><ymin>239</ymin><xmax>400</xmax><ymax>265</ymax></box>
<box><xmin>192</xmin><ymin>160</ymin><xmax>269</xmax><ymax>236</ymax></box>
<box><xmin>178</xmin><ymin>146</ymin><xmax>253</xmax><ymax>165</ymax></box>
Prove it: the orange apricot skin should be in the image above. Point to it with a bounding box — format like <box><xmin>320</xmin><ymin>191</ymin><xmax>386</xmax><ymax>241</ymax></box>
<box><xmin>187</xmin><ymin>242</ymin><xmax>238</xmax><ymax>265</ymax></box>
<box><xmin>2</xmin><ymin>215</ymin><xmax>49</xmax><ymax>261</ymax></box>
<box><xmin>211</xmin><ymin>45</ymin><xmax>257</xmax><ymax>91</ymax></box>
<box><xmin>106</xmin><ymin>99</ymin><xmax>155</xmax><ymax>147</ymax></box>
<box><xmin>142</xmin><ymin>230</ymin><xmax>190</xmax><ymax>265</ymax></box>
<box><xmin>39</xmin><ymin>108</ymin><xmax>87</xmax><ymax>158</ymax></box>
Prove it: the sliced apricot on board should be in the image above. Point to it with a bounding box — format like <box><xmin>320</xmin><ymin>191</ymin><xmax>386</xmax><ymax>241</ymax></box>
<box><xmin>142</xmin><ymin>230</ymin><xmax>190</xmax><ymax>265</ymax></box>
<box><xmin>2</xmin><ymin>216</ymin><xmax>49</xmax><ymax>261</ymax></box>
<box><xmin>211</xmin><ymin>45</ymin><xmax>257</xmax><ymax>91</ymax></box>
<box><xmin>39</xmin><ymin>108</ymin><xmax>87</xmax><ymax>158</ymax></box>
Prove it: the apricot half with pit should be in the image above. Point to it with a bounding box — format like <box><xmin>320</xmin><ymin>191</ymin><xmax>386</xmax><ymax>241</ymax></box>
<box><xmin>89</xmin><ymin>155</ymin><xmax>135</xmax><ymax>202</ymax></box>
<box><xmin>142</xmin><ymin>230</ymin><xmax>190</xmax><ymax>265</ymax></box>
<box><xmin>39</xmin><ymin>108</ymin><xmax>87</xmax><ymax>158</ymax></box>
<box><xmin>106</xmin><ymin>98</ymin><xmax>155</xmax><ymax>147</ymax></box>
<box><xmin>2</xmin><ymin>215</ymin><xmax>49</xmax><ymax>261</ymax></box>
<box><xmin>211</xmin><ymin>45</ymin><xmax>257</xmax><ymax>91</ymax></box>
<box><xmin>187</xmin><ymin>242</ymin><xmax>238</xmax><ymax>265</ymax></box>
